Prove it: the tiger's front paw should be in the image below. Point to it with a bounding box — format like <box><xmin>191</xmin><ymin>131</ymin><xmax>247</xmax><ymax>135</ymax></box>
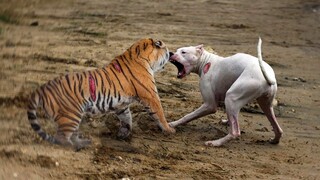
<box><xmin>165</xmin><ymin>126</ymin><xmax>176</xmax><ymax>134</ymax></box>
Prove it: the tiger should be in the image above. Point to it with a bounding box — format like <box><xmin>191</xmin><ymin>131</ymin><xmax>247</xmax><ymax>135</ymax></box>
<box><xmin>27</xmin><ymin>38</ymin><xmax>176</xmax><ymax>150</ymax></box>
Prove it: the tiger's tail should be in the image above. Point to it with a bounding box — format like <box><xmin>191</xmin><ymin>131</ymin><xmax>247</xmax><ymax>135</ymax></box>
<box><xmin>27</xmin><ymin>91</ymin><xmax>55</xmax><ymax>143</ymax></box>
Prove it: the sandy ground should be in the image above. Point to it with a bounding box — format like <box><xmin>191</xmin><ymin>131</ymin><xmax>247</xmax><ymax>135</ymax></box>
<box><xmin>0</xmin><ymin>0</ymin><xmax>320</xmax><ymax>179</ymax></box>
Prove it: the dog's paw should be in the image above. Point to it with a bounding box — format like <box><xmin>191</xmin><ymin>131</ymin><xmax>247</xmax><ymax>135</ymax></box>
<box><xmin>205</xmin><ymin>140</ymin><xmax>223</xmax><ymax>147</ymax></box>
<box><xmin>220</xmin><ymin>119</ymin><xmax>229</xmax><ymax>125</ymax></box>
<box><xmin>168</xmin><ymin>121</ymin><xmax>178</xmax><ymax>128</ymax></box>
<box><xmin>269</xmin><ymin>138</ymin><xmax>280</xmax><ymax>144</ymax></box>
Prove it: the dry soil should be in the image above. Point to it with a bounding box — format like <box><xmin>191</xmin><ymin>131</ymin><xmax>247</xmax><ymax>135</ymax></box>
<box><xmin>0</xmin><ymin>0</ymin><xmax>319</xmax><ymax>179</ymax></box>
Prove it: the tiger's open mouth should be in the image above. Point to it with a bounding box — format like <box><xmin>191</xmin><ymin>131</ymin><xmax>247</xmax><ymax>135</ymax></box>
<box><xmin>169</xmin><ymin>52</ymin><xmax>186</xmax><ymax>79</ymax></box>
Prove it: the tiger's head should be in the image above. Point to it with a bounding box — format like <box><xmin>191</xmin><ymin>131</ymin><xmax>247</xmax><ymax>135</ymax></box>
<box><xmin>127</xmin><ymin>38</ymin><xmax>170</xmax><ymax>73</ymax></box>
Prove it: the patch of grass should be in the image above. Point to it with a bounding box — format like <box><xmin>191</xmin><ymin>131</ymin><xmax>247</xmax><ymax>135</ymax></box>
<box><xmin>0</xmin><ymin>10</ymin><xmax>19</xmax><ymax>24</ymax></box>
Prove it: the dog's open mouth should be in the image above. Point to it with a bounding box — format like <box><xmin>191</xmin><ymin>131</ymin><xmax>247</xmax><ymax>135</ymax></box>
<box><xmin>169</xmin><ymin>59</ymin><xmax>186</xmax><ymax>79</ymax></box>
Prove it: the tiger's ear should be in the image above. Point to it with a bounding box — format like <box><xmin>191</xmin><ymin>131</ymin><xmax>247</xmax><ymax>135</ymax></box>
<box><xmin>155</xmin><ymin>40</ymin><xmax>164</xmax><ymax>48</ymax></box>
<box><xmin>195</xmin><ymin>44</ymin><xmax>204</xmax><ymax>54</ymax></box>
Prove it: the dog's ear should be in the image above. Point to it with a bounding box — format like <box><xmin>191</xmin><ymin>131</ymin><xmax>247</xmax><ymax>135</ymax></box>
<box><xmin>195</xmin><ymin>44</ymin><xmax>204</xmax><ymax>55</ymax></box>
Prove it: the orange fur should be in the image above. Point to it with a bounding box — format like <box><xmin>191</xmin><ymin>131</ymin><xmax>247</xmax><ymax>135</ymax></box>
<box><xmin>27</xmin><ymin>38</ymin><xmax>175</xmax><ymax>150</ymax></box>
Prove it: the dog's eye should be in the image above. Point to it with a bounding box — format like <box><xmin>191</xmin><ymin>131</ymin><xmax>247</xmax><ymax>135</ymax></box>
<box><xmin>181</xmin><ymin>51</ymin><xmax>186</xmax><ymax>54</ymax></box>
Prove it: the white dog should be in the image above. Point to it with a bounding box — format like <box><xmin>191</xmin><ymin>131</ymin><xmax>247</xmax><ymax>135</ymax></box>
<box><xmin>169</xmin><ymin>38</ymin><xmax>283</xmax><ymax>146</ymax></box>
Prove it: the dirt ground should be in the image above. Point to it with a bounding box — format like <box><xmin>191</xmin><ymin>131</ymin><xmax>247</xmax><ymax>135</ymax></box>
<box><xmin>0</xmin><ymin>0</ymin><xmax>319</xmax><ymax>179</ymax></box>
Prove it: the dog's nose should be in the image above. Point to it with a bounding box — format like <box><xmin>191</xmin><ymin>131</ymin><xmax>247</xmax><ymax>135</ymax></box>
<box><xmin>169</xmin><ymin>52</ymin><xmax>174</xmax><ymax>57</ymax></box>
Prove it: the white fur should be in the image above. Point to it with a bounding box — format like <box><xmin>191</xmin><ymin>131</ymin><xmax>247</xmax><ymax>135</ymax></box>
<box><xmin>169</xmin><ymin>39</ymin><xmax>283</xmax><ymax>146</ymax></box>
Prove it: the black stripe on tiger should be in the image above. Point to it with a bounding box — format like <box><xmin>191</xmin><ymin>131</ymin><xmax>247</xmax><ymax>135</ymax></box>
<box><xmin>65</xmin><ymin>75</ymin><xmax>72</xmax><ymax>91</ymax></box>
<box><xmin>110</xmin><ymin>67</ymin><xmax>124</xmax><ymax>91</ymax></box>
<box><xmin>57</xmin><ymin>80</ymin><xmax>83</xmax><ymax>113</ymax></box>
<box><xmin>96</xmin><ymin>92</ymin><xmax>104</xmax><ymax>113</ymax></box>
<box><xmin>109</xmin><ymin>97</ymin><xmax>115</xmax><ymax>110</ymax></box>
<box><xmin>45</xmin><ymin>84</ymin><xmax>63</xmax><ymax>108</ymax></box>
<box><xmin>121</xmin><ymin>60</ymin><xmax>154</xmax><ymax>95</ymax></box>
<box><xmin>118</xmin><ymin>91</ymin><xmax>121</xmax><ymax>102</ymax></box>
<box><xmin>76</xmin><ymin>73</ymin><xmax>80</xmax><ymax>81</ymax></box>
<box><xmin>27</xmin><ymin>111</ymin><xmax>37</xmax><ymax>120</ymax></box>
<box><xmin>95</xmin><ymin>70</ymin><xmax>106</xmax><ymax>92</ymax></box>
<box><xmin>47</xmin><ymin>84</ymin><xmax>82</xmax><ymax>119</ymax></box>
<box><xmin>101</xmin><ymin>69</ymin><xmax>115</xmax><ymax>93</ymax></box>
<box><xmin>58</xmin><ymin>123</ymin><xmax>78</xmax><ymax>130</ymax></box>
<box><xmin>51</xmin><ymin>80</ymin><xmax>82</xmax><ymax>117</ymax></box>
<box><xmin>143</xmin><ymin>42</ymin><xmax>148</xmax><ymax>50</ymax></box>
<box><xmin>136</xmin><ymin>45</ymin><xmax>140</xmax><ymax>57</ymax></box>
<box><xmin>76</xmin><ymin>74</ymin><xmax>83</xmax><ymax>93</ymax></box>
<box><xmin>121</xmin><ymin>54</ymin><xmax>131</xmax><ymax>65</ymax></box>
<box><xmin>128</xmin><ymin>50</ymin><xmax>133</xmax><ymax>63</ymax></box>
<box><xmin>40</xmin><ymin>88</ymin><xmax>54</xmax><ymax>116</ymax></box>
<box><xmin>58</xmin><ymin>112</ymin><xmax>80</xmax><ymax>124</ymax></box>
<box><xmin>31</xmin><ymin>123</ymin><xmax>41</xmax><ymax>131</ymax></box>
<box><xmin>106</xmin><ymin>90</ymin><xmax>111</xmax><ymax>104</ymax></box>
<box><xmin>133</xmin><ymin>57</ymin><xmax>153</xmax><ymax>77</ymax></box>
<box><xmin>70</xmin><ymin>76</ymin><xmax>85</xmax><ymax>109</ymax></box>
<box><xmin>96</xmin><ymin>70</ymin><xmax>107</xmax><ymax>111</ymax></box>
<box><xmin>82</xmin><ymin>71</ymin><xmax>87</xmax><ymax>79</ymax></box>
<box><xmin>115</xmin><ymin>59</ymin><xmax>131</xmax><ymax>85</ymax></box>
<box><xmin>130</xmin><ymin>79</ymin><xmax>138</xmax><ymax>96</ymax></box>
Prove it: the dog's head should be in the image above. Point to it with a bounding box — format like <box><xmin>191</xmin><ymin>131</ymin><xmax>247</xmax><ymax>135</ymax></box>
<box><xmin>169</xmin><ymin>45</ymin><xmax>204</xmax><ymax>78</ymax></box>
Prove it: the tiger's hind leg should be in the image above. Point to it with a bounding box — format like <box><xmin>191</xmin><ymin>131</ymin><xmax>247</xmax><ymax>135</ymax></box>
<box><xmin>54</xmin><ymin>115</ymin><xmax>82</xmax><ymax>150</ymax></box>
<box><xmin>116</xmin><ymin>107</ymin><xmax>132</xmax><ymax>139</ymax></box>
<box><xmin>53</xmin><ymin>130</ymin><xmax>73</xmax><ymax>148</ymax></box>
<box><xmin>71</xmin><ymin>130</ymin><xmax>91</xmax><ymax>151</ymax></box>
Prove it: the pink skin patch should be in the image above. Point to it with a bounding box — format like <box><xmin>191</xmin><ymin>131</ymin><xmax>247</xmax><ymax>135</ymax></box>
<box><xmin>89</xmin><ymin>74</ymin><xmax>96</xmax><ymax>101</ymax></box>
<box><xmin>113</xmin><ymin>62</ymin><xmax>121</xmax><ymax>73</ymax></box>
<box><xmin>203</xmin><ymin>62</ymin><xmax>211</xmax><ymax>74</ymax></box>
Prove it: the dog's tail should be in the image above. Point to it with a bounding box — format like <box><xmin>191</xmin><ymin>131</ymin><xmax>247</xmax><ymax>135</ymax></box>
<box><xmin>257</xmin><ymin>37</ymin><xmax>276</xmax><ymax>85</ymax></box>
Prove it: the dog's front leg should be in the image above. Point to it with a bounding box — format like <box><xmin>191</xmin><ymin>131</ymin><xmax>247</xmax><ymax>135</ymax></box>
<box><xmin>169</xmin><ymin>103</ymin><xmax>216</xmax><ymax>128</ymax></box>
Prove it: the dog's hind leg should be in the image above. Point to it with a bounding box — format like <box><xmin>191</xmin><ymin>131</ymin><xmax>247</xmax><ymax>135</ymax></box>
<box><xmin>205</xmin><ymin>96</ymin><xmax>244</xmax><ymax>147</ymax></box>
<box><xmin>257</xmin><ymin>93</ymin><xmax>283</xmax><ymax>144</ymax></box>
<box><xmin>206</xmin><ymin>78</ymin><xmax>260</xmax><ymax>147</ymax></box>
